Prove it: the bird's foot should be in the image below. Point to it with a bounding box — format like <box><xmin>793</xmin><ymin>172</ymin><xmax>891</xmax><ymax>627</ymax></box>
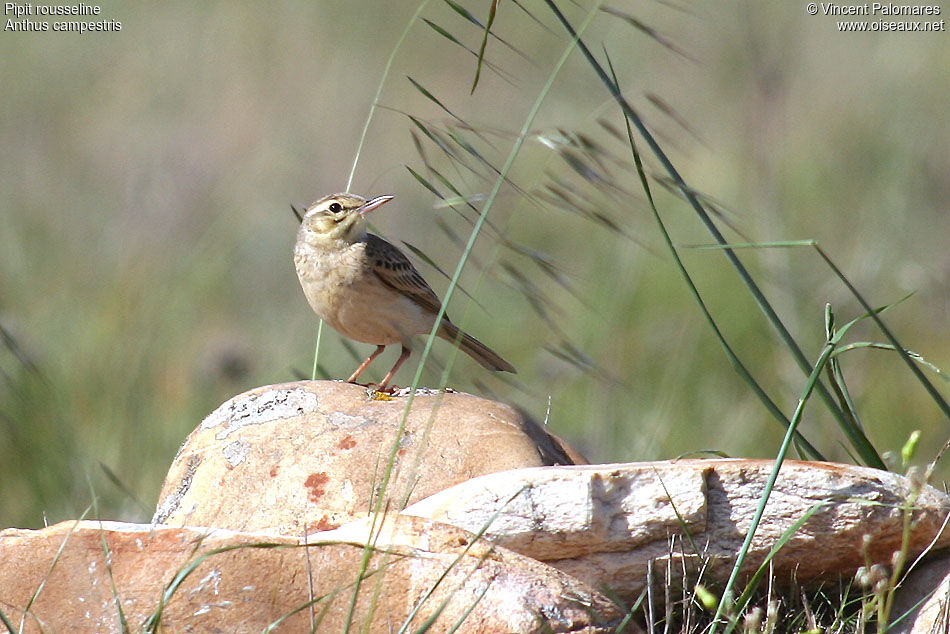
<box><xmin>361</xmin><ymin>383</ymin><xmax>401</xmax><ymax>400</ymax></box>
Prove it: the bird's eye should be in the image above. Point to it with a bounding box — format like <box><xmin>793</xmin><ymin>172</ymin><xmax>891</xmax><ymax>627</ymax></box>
<box><xmin>328</xmin><ymin>202</ymin><xmax>343</xmax><ymax>213</ymax></box>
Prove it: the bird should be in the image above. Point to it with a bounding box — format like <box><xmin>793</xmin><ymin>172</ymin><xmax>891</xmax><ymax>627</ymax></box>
<box><xmin>293</xmin><ymin>192</ymin><xmax>516</xmax><ymax>388</ymax></box>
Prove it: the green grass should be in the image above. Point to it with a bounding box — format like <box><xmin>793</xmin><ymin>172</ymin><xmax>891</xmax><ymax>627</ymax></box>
<box><xmin>2</xmin><ymin>2</ymin><xmax>949</xmax><ymax>629</ymax></box>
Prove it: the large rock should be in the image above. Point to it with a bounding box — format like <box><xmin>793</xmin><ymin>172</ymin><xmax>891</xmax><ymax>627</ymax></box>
<box><xmin>0</xmin><ymin>518</ymin><xmax>624</xmax><ymax>633</ymax></box>
<box><xmin>14</xmin><ymin>377</ymin><xmax>949</xmax><ymax>630</ymax></box>
<box><xmin>402</xmin><ymin>459</ymin><xmax>950</xmax><ymax>601</ymax></box>
<box><xmin>154</xmin><ymin>381</ymin><xmax>582</xmax><ymax>534</ymax></box>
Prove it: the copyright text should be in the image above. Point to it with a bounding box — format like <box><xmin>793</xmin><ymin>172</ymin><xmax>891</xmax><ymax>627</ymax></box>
<box><xmin>805</xmin><ymin>2</ymin><xmax>946</xmax><ymax>31</ymax></box>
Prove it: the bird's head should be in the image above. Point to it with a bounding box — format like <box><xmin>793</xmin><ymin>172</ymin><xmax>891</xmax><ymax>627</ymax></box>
<box><xmin>297</xmin><ymin>193</ymin><xmax>394</xmax><ymax>246</ymax></box>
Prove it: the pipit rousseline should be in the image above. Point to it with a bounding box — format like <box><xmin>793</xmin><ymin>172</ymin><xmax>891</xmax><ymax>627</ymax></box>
<box><xmin>294</xmin><ymin>193</ymin><xmax>516</xmax><ymax>388</ymax></box>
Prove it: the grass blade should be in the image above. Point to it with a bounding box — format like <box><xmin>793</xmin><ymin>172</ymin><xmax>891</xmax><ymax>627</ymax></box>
<box><xmin>0</xmin><ymin>607</ymin><xmax>14</xmax><ymax>634</ymax></box>
<box><xmin>832</xmin><ymin>343</ymin><xmax>949</xmax><ymax>381</ymax></box>
<box><xmin>421</xmin><ymin>18</ymin><xmax>513</xmax><ymax>84</ymax></box>
<box><xmin>470</xmin><ymin>0</ymin><xmax>498</xmax><ymax>93</ymax></box>
<box><xmin>443</xmin><ymin>0</ymin><xmax>532</xmax><ymax>61</ymax></box>
<box><xmin>599</xmin><ymin>5</ymin><xmax>694</xmax><ymax>61</ymax></box>
<box><xmin>727</xmin><ymin>503</ymin><xmax>827</xmax><ymax>630</ymax></box>
<box><xmin>407</xmin><ymin>76</ymin><xmax>465</xmax><ymax>124</ymax></box>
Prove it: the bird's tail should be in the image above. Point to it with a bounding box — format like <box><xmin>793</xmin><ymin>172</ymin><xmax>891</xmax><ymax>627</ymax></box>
<box><xmin>439</xmin><ymin>321</ymin><xmax>516</xmax><ymax>373</ymax></box>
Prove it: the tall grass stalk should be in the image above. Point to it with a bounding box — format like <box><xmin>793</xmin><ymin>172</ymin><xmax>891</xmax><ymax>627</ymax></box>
<box><xmin>301</xmin><ymin>1</ymin><xmax>434</xmax><ymax>384</ymax></box>
<box><xmin>345</xmin><ymin>2</ymin><xmax>434</xmax><ymax>192</ymax></box>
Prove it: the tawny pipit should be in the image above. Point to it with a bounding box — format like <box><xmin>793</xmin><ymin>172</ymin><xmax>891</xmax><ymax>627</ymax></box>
<box><xmin>294</xmin><ymin>193</ymin><xmax>516</xmax><ymax>388</ymax></box>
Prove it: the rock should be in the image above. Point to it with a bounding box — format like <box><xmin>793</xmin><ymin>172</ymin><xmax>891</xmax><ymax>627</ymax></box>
<box><xmin>0</xmin><ymin>518</ymin><xmax>625</xmax><ymax>633</ymax></box>
<box><xmin>891</xmin><ymin>550</ymin><xmax>950</xmax><ymax>633</ymax></box>
<box><xmin>153</xmin><ymin>380</ymin><xmax>583</xmax><ymax>534</ymax></box>
<box><xmin>19</xmin><ymin>377</ymin><xmax>947</xmax><ymax>629</ymax></box>
<box><xmin>403</xmin><ymin>459</ymin><xmax>950</xmax><ymax>601</ymax></box>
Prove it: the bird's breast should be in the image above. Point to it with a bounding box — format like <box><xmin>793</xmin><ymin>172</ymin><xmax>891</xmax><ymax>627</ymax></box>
<box><xmin>294</xmin><ymin>241</ymin><xmax>434</xmax><ymax>345</ymax></box>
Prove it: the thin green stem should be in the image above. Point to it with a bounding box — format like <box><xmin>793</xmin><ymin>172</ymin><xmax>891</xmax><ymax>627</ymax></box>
<box><xmin>712</xmin><ymin>339</ymin><xmax>838</xmax><ymax>632</ymax></box>
<box><xmin>345</xmin><ymin>2</ymin><xmax>433</xmax><ymax>191</ymax></box>
<box><xmin>310</xmin><ymin>320</ymin><xmax>323</xmax><ymax>381</ymax></box>
<box><xmin>336</xmin><ymin>5</ymin><xmax>434</xmax><ymax>630</ymax></box>
<box><xmin>406</xmin><ymin>3</ymin><xmax>601</xmax><ymax>396</ymax></box>
<box><xmin>357</xmin><ymin>4</ymin><xmax>601</xmax><ymax>628</ymax></box>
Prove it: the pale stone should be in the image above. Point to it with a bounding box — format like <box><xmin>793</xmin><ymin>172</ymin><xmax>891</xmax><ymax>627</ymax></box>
<box><xmin>153</xmin><ymin>380</ymin><xmax>583</xmax><ymax>535</ymax></box>
<box><xmin>403</xmin><ymin>459</ymin><xmax>950</xmax><ymax>601</ymax></box>
<box><xmin>0</xmin><ymin>519</ymin><xmax>624</xmax><ymax>633</ymax></box>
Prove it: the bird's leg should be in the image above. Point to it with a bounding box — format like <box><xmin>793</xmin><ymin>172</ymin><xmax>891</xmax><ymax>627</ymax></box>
<box><xmin>348</xmin><ymin>345</ymin><xmax>386</xmax><ymax>384</ymax></box>
<box><xmin>378</xmin><ymin>345</ymin><xmax>411</xmax><ymax>389</ymax></box>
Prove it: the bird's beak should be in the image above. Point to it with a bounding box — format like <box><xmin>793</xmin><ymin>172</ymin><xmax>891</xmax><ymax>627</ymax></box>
<box><xmin>357</xmin><ymin>195</ymin><xmax>394</xmax><ymax>216</ymax></box>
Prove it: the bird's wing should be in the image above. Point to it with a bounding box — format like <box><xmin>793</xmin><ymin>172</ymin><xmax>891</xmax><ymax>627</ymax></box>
<box><xmin>365</xmin><ymin>234</ymin><xmax>445</xmax><ymax>317</ymax></box>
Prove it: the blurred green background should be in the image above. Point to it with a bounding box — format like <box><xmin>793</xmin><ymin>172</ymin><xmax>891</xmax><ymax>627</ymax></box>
<box><xmin>2</xmin><ymin>1</ymin><xmax>948</xmax><ymax>529</ymax></box>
